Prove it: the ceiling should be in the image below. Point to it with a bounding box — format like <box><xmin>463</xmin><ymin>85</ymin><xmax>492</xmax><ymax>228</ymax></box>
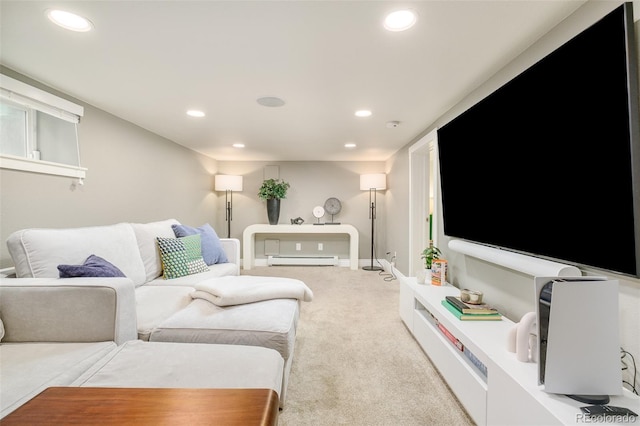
<box><xmin>0</xmin><ymin>1</ymin><xmax>585</xmax><ymax>162</ymax></box>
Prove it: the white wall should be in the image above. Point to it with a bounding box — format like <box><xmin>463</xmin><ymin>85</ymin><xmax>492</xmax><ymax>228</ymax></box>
<box><xmin>0</xmin><ymin>67</ymin><xmax>219</xmax><ymax>268</ymax></box>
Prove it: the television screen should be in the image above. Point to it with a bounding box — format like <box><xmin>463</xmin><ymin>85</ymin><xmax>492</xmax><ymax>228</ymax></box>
<box><xmin>437</xmin><ymin>3</ymin><xmax>640</xmax><ymax>277</ymax></box>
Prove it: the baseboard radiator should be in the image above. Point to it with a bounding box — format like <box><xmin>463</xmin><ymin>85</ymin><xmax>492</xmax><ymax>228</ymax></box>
<box><xmin>267</xmin><ymin>255</ymin><xmax>339</xmax><ymax>266</ymax></box>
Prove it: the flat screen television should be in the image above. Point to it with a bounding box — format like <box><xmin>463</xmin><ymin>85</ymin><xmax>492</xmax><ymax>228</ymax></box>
<box><xmin>437</xmin><ymin>3</ymin><xmax>640</xmax><ymax>278</ymax></box>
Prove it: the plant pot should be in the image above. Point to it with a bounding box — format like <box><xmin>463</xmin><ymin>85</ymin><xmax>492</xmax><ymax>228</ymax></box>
<box><xmin>267</xmin><ymin>198</ymin><xmax>280</xmax><ymax>225</ymax></box>
<box><xmin>416</xmin><ymin>267</ymin><xmax>431</xmax><ymax>284</ymax></box>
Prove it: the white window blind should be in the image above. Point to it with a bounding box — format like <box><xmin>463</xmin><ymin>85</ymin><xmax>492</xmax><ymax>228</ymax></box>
<box><xmin>0</xmin><ymin>73</ymin><xmax>87</xmax><ymax>179</ymax></box>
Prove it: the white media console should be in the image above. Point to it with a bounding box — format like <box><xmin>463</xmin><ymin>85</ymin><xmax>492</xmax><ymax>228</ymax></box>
<box><xmin>399</xmin><ymin>277</ymin><xmax>640</xmax><ymax>425</ymax></box>
<box><xmin>400</xmin><ymin>240</ymin><xmax>639</xmax><ymax>425</ymax></box>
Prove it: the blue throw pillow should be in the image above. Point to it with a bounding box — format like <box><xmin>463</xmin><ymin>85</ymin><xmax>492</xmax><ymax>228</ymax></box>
<box><xmin>58</xmin><ymin>254</ymin><xmax>126</xmax><ymax>278</ymax></box>
<box><xmin>172</xmin><ymin>223</ymin><xmax>228</xmax><ymax>265</ymax></box>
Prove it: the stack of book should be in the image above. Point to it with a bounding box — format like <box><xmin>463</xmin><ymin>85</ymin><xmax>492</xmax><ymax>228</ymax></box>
<box><xmin>441</xmin><ymin>296</ymin><xmax>502</xmax><ymax>321</ymax></box>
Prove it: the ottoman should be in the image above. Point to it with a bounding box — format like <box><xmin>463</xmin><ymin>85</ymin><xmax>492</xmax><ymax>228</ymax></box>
<box><xmin>148</xmin><ymin>297</ymin><xmax>300</xmax><ymax>406</ymax></box>
<box><xmin>73</xmin><ymin>340</ymin><xmax>284</xmax><ymax>397</ymax></box>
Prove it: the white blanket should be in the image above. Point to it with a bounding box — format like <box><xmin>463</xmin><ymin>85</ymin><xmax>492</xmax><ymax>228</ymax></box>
<box><xmin>191</xmin><ymin>276</ymin><xmax>313</xmax><ymax>306</ymax></box>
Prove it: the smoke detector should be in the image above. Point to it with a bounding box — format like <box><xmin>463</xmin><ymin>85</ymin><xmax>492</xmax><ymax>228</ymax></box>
<box><xmin>386</xmin><ymin>121</ymin><xmax>400</xmax><ymax>128</ymax></box>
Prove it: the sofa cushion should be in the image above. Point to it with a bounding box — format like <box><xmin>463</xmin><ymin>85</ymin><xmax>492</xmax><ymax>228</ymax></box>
<box><xmin>156</xmin><ymin>235</ymin><xmax>209</xmax><ymax>279</ymax></box>
<box><xmin>72</xmin><ymin>340</ymin><xmax>284</xmax><ymax>397</ymax></box>
<box><xmin>130</xmin><ymin>219</ymin><xmax>180</xmax><ymax>282</ymax></box>
<box><xmin>0</xmin><ymin>342</ymin><xmax>117</xmax><ymax>419</ymax></box>
<box><xmin>6</xmin><ymin>223</ymin><xmax>146</xmax><ymax>286</ymax></box>
<box><xmin>58</xmin><ymin>255</ymin><xmax>126</xmax><ymax>278</ymax></box>
<box><xmin>134</xmin><ymin>286</ymin><xmax>195</xmax><ymax>341</ymax></box>
<box><xmin>172</xmin><ymin>223</ymin><xmax>228</xmax><ymax>265</ymax></box>
<box><xmin>150</xmin><ymin>298</ymin><xmax>299</xmax><ymax>360</ymax></box>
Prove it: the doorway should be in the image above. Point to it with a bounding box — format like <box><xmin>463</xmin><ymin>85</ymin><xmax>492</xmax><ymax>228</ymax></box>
<box><xmin>408</xmin><ymin>128</ymin><xmax>438</xmax><ymax>277</ymax></box>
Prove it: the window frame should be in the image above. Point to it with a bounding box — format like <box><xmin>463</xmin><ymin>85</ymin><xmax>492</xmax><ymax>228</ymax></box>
<box><xmin>0</xmin><ymin>74</ymin><xmax>87</xmax><ymax>179</ymax></box>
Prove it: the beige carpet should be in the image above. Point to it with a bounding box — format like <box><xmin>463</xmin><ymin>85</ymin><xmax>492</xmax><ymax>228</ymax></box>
<box><xmin>241</xmin><ymin>266</ymin><xmax>475</xmax><ymax>426</ymax></box>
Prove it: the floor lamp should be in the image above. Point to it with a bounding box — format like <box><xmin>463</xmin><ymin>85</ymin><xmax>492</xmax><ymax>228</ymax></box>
<box><xmin>215</xmin><ymin>175</ymin><xmax>243</xmax><ymax>238</ymax></box>
<box><xmin>360</xmin><ymin>173</ymin><xmax>386</xmax><ymax>271</ymax></box>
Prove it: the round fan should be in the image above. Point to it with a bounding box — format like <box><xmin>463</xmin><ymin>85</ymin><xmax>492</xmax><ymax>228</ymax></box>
<box><xmin>324</xmin><ymin>197</ymin><xmax>342</xmax><ymax>224</ymax></box>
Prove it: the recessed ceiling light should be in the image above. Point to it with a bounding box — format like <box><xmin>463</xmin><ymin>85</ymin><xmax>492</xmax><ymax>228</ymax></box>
<box><xmin>186</xmin><ymin>110</ymin><xmax>205</xmax><ymax>117</ymax></box>
<box><xmin>384</xmin><ymin>9</ymin><xmax>417</xmax><ymax>32</ymax></box>
<box><xmin>257</xmin><ymin>97</ymin><xmax>285</xmax><ymax>107</ymax></box>
<box><xmin>345</xmin><ymin>143</ymin><xmax>357</xmax><ymax>148</ymax></box>
<box><xmin>46</xmin><ymin>9</ymin><xmax>93</xmax><ymax>32</ymax></box>
<box><xmin>232</xmin><ymin>143</ymin><xmax>245</xmax><ymax>148</ymax></box>
<box><xmin>355</xmin><ymin>110</ymin><xmax>372</xmax><ymax>117</ymax></box>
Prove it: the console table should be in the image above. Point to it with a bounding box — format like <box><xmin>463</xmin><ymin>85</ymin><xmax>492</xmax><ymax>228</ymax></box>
<box><xmin>2</xmin><ymin>387</ymin><xmax>279</xmax><ymax>425</ymax></box>
<box><xmin>243</xmin><ymin>224</ymin><xmax>359</xmax><ymax>270</ymax></box>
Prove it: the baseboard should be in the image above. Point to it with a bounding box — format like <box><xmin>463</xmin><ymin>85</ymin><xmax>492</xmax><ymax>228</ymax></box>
<box><xmin>268</xmin><ymin>255</ymin><xmax>338</xmax><ymax>266</ymax></box>
<box><xmin>243</xmin><ymin>258</ymin><xmax>407</xmax><ymax>276</ymax></box>
<box><xmin>253</xmin><ymin>258</ymin><xmax>352</xmax><ymax>267</ymax></box>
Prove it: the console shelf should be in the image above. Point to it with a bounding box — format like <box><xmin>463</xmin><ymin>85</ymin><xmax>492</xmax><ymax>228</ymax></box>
<box><xmin>399</xmin><ymin>277</ymin><xmax>640</xmax><ymax>425</ymax></box>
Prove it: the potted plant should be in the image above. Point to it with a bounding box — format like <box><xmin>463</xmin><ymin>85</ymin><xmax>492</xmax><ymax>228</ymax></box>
<box><xmin>417</xmin><ymin>241</ymin><xmax>442</xmax><ymax>284</ymax></box>
<box><xmin>258</xmin><ymin>178</ymin><xmax>290</xmax><ymax>200</ymax></box>
<box><xmin>421</xmin><ymin>241</ymin><xmax>442</xmax><ymax>269</ymax></box>
<box><xmin>258</xmin><ymin>178</ymin><xmax>290</xmax><ymax>225</ymax></box>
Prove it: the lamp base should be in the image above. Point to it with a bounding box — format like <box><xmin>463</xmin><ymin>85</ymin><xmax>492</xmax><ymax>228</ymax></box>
<box><xmin>363</xmin><ymin>266</ymin><xmax>383</xmax><ymax>272</ymax></box>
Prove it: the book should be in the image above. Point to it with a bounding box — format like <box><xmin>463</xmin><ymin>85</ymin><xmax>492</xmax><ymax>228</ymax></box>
<box><xmin>463</xmin><ymin>346</ymin><xmax>488</xmax><ymax>377</ymax></box>
<box><xmin>437</xmin><ymin>322</ymin><xmax>464</xmax><ymax>351</ymax></box>
<box><xmin>445</xmin><ymin>296</ymin><xmax>499</xmax><ymax>315</ymax></box>
<box><xmin>441</xmin><ymin>299</ymin><xmax>502</xmax><ymax>321</ymax></box>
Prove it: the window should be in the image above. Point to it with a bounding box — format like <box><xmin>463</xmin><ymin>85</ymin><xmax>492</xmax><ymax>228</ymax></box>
<box><xmin>0</xmin><ymin>73</ymin><xmax>86</xmax><ymax>178</ymax></box>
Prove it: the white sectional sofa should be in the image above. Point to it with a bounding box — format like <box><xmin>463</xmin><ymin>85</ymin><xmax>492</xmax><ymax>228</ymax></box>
<box><xmin>0</xmin><ymin>278</ymin><xmax>284</xmax><ymax>419</ymax></box>
<box><xmin>2</xmin><ymin>218</ymin><xmax>312</xmax><ymax>410</ymax></box>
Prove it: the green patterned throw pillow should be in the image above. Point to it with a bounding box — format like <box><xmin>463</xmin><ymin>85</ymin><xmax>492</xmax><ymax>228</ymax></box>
<box><xmin>156</xmin><ymin>234</ymin><xmax>209</xmax><ymax>279</ymax></box>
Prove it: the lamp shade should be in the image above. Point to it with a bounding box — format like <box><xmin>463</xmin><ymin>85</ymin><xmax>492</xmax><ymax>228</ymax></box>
<box><xmin>360</xmin><ymin>173</ymin><xmax>386</xmax><ymax>190</ymax></box>
<box><xmin>215</xmin><ymin>175</ymin><xmax>243</xmax><ymax>191</ymax></box>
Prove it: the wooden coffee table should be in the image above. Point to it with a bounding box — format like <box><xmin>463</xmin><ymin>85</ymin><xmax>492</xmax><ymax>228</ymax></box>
<box><xmin>1</xmin><ymin>387</ymin><xmax>279</xmax><ymax>425</ymax></box>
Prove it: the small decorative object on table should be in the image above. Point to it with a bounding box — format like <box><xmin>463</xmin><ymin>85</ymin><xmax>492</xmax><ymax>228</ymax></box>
<box><xmin>290</xmin><ymin>217</ymin><xmax>304</xmax><ymax>225</ymax></box>
<box><xmin>460</xmin><ymin>288</ymin><xmax>483</xmax><ymax>304</ymax></box>
<box><xmin>431</xmin><ymin>258</ymin><xmax>448</xmax><ymax>286</ymax></box>
<box><xmin>312</xmin><ymin>205</ymin><xmax>325</xmax><ymax>225</ymax></box>
<box><xmin>323</xmin><ymin>197</ymin><xmax>342</xmax><ymax>224</ymax></box>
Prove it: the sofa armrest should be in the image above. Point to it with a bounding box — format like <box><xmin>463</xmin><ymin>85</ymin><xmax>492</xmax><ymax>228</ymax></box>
<box><xmin>0</xmin><ymin>277</ymin><xmax>137</xmax><ymax>345</ymax></box>
<box><xmin>0</xmin><ymin>267</ymin><xmax>16</xmax><ymax>278</ymax></box>
<box><xmin>220</xmin><ymin>238</ymin><xmax>240</xmax><ymax>276</ymax></box>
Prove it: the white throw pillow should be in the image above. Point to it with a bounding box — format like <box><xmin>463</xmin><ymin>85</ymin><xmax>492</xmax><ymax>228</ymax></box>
<box><xmin>6</xmin><ymin>223</ymin><xmax>147</xmax><ymax>286</ymax></box>
<box><xmin>130</xmin><ymin>219</ymin><xmax>180</xmax><ymax>282</ymax></box>
<box><xmin>0</xmin><ymin>318</ymin><xmax>5</xmax><ymax>342</ymax></box>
